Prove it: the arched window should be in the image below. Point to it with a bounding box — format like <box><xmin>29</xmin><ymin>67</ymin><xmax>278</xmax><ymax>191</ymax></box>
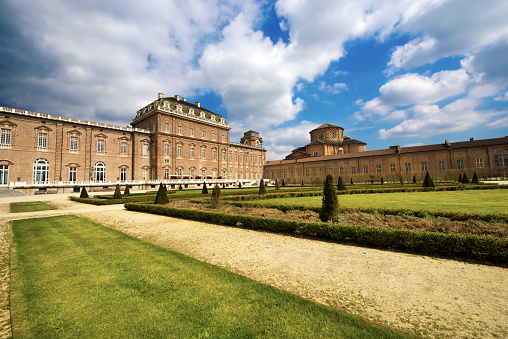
<box><xmin>94</xmin><ymin>162</ymin><xmax>106</xmax><ymax>182</ymax></box>
<box><xmin>494</xmin><ymin>149</ymin><xmax>508</xmax><ymax>167</ymax></box>
<box><xmin>33</xmin><ymin>158</ymin><xmax>49</xmax><ymax>182</ymax></box>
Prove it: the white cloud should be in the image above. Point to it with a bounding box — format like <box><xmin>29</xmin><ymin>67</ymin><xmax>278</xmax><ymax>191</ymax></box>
<box><xmin>318</xmin><ymin>82</ymin><xmax>348</xmax><ymax>94</ymax></box>
<box><xmin>264</xmin><ymin>120</ymin><xmax>319</xmax><ymax>160</ymax></box>
<box><xmin>486</xmin><ymin>115</ymin><xmax>508</xmax><ymax>129</ymax></box>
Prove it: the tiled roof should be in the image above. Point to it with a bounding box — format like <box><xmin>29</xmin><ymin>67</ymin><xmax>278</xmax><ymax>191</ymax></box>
<box><xmin>305</xmin><ymin>138</ymin><xmax>366</xmax><ymax>147</ymax></box>
<box><xmin>312</xmin><ymin>123</ymin><xmax>343</xmax><ymax>131</ymax></box>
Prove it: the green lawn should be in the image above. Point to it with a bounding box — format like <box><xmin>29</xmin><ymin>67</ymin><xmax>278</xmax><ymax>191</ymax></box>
<box><xmin>11</xmin><ymin>215</ymin><xmax>405</xmax><ymax>338</ymax></box>
<box><xmin>267</xmin><ymin>189</ymin><xmax>508</xmax><ymax>214</ymax></box>
<box><xmin>10</xmin><ymin>201</ymin><xmax>56</xmax><ymax>213</ymax></box>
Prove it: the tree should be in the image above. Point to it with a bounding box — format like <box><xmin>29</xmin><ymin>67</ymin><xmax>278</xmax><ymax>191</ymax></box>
<box><xmin>301</xmin><ymin>180</ymin><xmax>304</xmax><ymax>186</ymax></box>
<box><xmin>211</xmin><ymin>183</ymin><xmax>221</xmax><ymax>208</ymax></box>
<box><xmin>238</xmin><ymin>182</ymin><xmax>242</xmax><ymax>189</ymax></box>
<box><xmin>462</xmin><ymin>172</ymin><xmax>469</xmax><ymax>184</ymax></box>
<box><xmin>319</xmin><ymin>174</ymin><xmax>339</xmax><ymax>222</ymax></box>
<box><xmin>380</xmin><ymin>177</ymin><xmax>384</xmax><ymax>184</ymax></box>
<box><xmin>422</xmin><ymin>172</ymin><xmax>435</xmax><ymax>188</ymax></box>
<box><xmin>337</xmin><ymin>176</ymin><xmax>347</xmax><ymax>191</ymax></box>
<box><xmin>178</xmin><ymin>184</ymin><xmax>183</xmax><ymax>190</ymax></box>
<box><xmin>154</xmin><ymin>182</ymin><xmax>169</xmax><ymax>204</ymax></box>
<box><xmin>399</xmin><ymin>174</ymin><xmax>404</xmax><ymax>186</ymax></box>
<box><xmin>350</xmin><ymin>178</ymin><xmax>353</xmax><ymax>185</ymax></box>
<box><xmin>124</xmin><ymin>186</ymin><xmax>130</xmax><ymax>195</ymax></box>
<box><xmin>259</xmin><ymin>179</ymin><xmax>267</xmax><ymax>196</ymax></box>
<box><xmin>458</xmin><ymin>173</ymin><xmax>463</xmax><ymax>183</ymax></box>
<box><xmin>472</xmin><ymin>172</ymin><xmax>479</xmax><ymax>184</ymax></box>
<box><xmin>413</xmin><ymin>175</ymin><xmax>416</xmax><ymax>183</ymax></box>
<box><xmin>275</xmin><ymin>179</ymin><xmax>280</xmax><ymax>191</ymax></box>
<box><xmin>202</xmin><ymin>182</ymin><xmax>208</xmax><ymax>194</ymax></box>
<box><xmin>113</xmin><ymin>184</ymin><xmax>122</xmax><ymax>199</ymax></box>
<box><xmin>281</xmin><ymin>179</ymin><xmax>286</xmax><ymax>187</ymax></box>
<box><xmin>80</xmin><ymin>186</ymin><xmax>89</xmax><ymax>199</ymax></box>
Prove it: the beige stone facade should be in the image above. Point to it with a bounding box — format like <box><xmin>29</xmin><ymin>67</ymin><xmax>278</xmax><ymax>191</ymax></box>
<box><xmin>264</xmin><ymin>123</ymin><xmax>508</xmax><ymax>184</ymax></box>
<box><xmin>0</xmin><ymin>94</ymin><xmax>266</xmax><ymax>190</ymax></box>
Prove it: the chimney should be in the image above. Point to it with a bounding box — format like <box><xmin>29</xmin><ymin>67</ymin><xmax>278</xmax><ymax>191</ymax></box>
<box><xmin>182</xmin><ymin>97</ymin><xmax>186</xmax><ymax>102</ymax></box>
<box><xmin>470</xmin><ymin>137</ymin><xmax>474</xmax><ymax>141</ymax></box>
<box><xmin>174</xmin><ymin>95</ymin><xmax>180</xmax><ymax>100</ymax></box>
<box><xmin>158</xmin><ymin>93</ymin><xmax>164</xmax><ymax>99</ymax></box>
<box><xmin>195</xmin><ymin>101</ymin><xmax>201</xmax><ymax>107</ymax></box>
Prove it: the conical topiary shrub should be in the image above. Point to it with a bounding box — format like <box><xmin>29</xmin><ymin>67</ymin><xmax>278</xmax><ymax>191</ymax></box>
<box><xmin>154</xmin><ymin>182</ymin><xmax>169</xmax><ymax>204</ymax></box>
<box><xmin>319</xmin><ymin>174</ymin><xmax>339</xmax><ymax>222</ymax></box>
<box><xmin>80</xmin><ymin>186</ymin><xmax>89</xmax><ymax>199</ymax></box>
<box><xmin>124</xmin><ymin>186</ymin><xmax>130</xmax><ymax>195</ymax></box>
<box><xmin>178</xmin><ymin>184</ymin><xmax>183</xmax><ymax>190</ymax></box>
<box><xmin>275</xmin><ymin>179</ymin><xmax>280</xmax><ymax>191</ymax></box>
<box><xmin>259</xmin><ymin>179</ymin><xmax>266</xmax><ymax>196</ymax></box>
<box><xmin>211</xmin><ymin>183</ymin><xmax>221</xmax><ymax>208</ymax></box>
<box><xmin>472</xmin><ymin>172</ymin><xmax>479</xmax><ymax>184</ymax></box>
<box><xmin>462</xmin><ymin>172</ymin><xmax>469</xmax><ymax>184</ymax></box>
<box><xmin>113</xmin><ymin>183</ymin><xmax>122</xmax><ymax>199</ymax></box>
<box><xmin>458</xmin><ymin>173</ymin><xmax>462</xmax><ymax>183</ymax></box>
<box><xmin>202</xmin><ymin>182</ymin><xmax>208</xmax><ymax>194</ymax></box>
<box><xmin>422</xmin><ymin>172</ymin><xmax>435</xmax><ymax>188</ymax></box>
<box><xmin>413</xmin><ymin>175</ymin><xmax>416</xmax><ymax>183</ymax></box>
<box><xmin>337</xmin><ymin>176</ymin><xmax>347</xmax><ymax>191</ymax></box>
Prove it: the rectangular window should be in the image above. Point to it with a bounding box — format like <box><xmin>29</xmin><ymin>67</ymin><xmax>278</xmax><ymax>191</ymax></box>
<box><xmin>405</xmin><ymin>163</ymin><xmax>411</xmax><ymax>172</ymax></box>
<box><xmin>69</xmin><ymin>167</ymin><xmax>77</xmax><ymax>182</ymax></box>
<box><xmin>177</xmin><ymin>168</ymin><xmax>182</xmax><ymax>177</ymax></box>
<box><xmin>319</xmin><ymin>168</ymin><xmax>323</xmax><ymax>176</ymax></box>
<box><xmin>222</xmin><ymin>135</ymin><xmax>225</xmax><ymax>142</ymax></box>
<box><xmin>313</xmin><ymin>151</ymin><xmax>318</xmax><ymax>156</ymax></box>
<box><xmin>120</xmin><ymin>168</ymin><xmax>126</xmax><ymax>181</ymax></box>
<box><xmin>0</xmin><ymin>165</ymin><xmax>8</xmax><ymax>185</ymax></box>
<box><xmin>212</xmin><ymin>150</ymin><xmax>216</xmax><ymax>160</ymax></box>
<box><xmin>212</xmin><ymin>132</ymin><xmax>216</xmax><ymax>140</ymax></box>
<box><xmin>97</xmin><ymin>139</ymin><xmax>104</xmax><ymax>153</ymax></box>
<box><xmin>235</xmin><ymin>154</ymin><xmax>238</xmax><ymax>162</ymax></box>
<box><xmin>229</xmin><ymin>171</ymin><xmax>232</xmax><ymax>179</ymax></box>
<box><xmin>202</xmin><ymin>169</ymin><xmax>206</xmax><ymax>178</ymax></box>
<box><xmin>0</xmin><ymin>128</ymin><xmax>11</xmax><ymax>147</ymax></box>
<box><xmin>190</xmin><ymin>169</ymin><xmax>195</xmax><ymax>179</ymax></box>
<box><xmin>38</xmin><ymin>132</ymin><xmax>48</xmax><ymax>150</ymax></box>
<box><xmin>142</xmin><ymin>143</ymin><xmax>149</xmax><ymax>156</ymax></box>
<box><xmin>177</xmin><ymin>125</ymin><xmax>182</xmax><ymax>134</ymax></box>
<box><xmin>164</xmin><ymin>168</ymin><xmax>170</xmax><ymax>180</ymax></box>
<box><xmin>165</xmin><ymin>123</ymin><xmax>169</xmax><ymax>132</ymax></box>
<box><xmin>339</xmin><ymin>167</ymin><xmax>344</xmax><ymax>175</ymax></box>
<box><xmin>201</xmin><ymin>148</ymin><xmax>206</xmax><ymax>159</ymax></box>
<box><xmin>142</xmin><ymin>168</ymin><xmax>148</xmax><ymax>180</ymax></box>
<box><xmin>290</xmin><ymin>171</ymin><xmax>293</xmax><ymax>178</ymax></box>
<box><xmin>240</xmin><ymin>154</ymin><xmax>243</xmax><ymax>162</ymax></box>
<box><xmin>305</xmin><ymin>169</ymin><xmax>309</xmax><ymax>177</ymax></box>
<box><xmin>121</xmin><ymin>142</ymin><xmax>127</xmax><ymax>155</ymax></box>
<box><xmin>190</xmin><ymin>147</ymin><xmax>195</xmax><ymax>159</ymax></box>
<box><xmin>476</xmin><ymin>158</ymin><xmax>484</xmax><ymax>168</ymax></box>
<box><xmin>229</xmin><ymin>153</ymin><xmax>232</xmax><ymax>161</ymax></box>
<box><xmin>421</xmin><ymin>162</ymin><xmax>428</xmax><ymax>172</ymax></box>
<box><xmin>201</xmin><ymin>130</ymin><xmax>205</xmax><ymax>138</ymax></box>
<box><xmin>363</xmin><ymin>166</ymin><xmax>368</xmax><ymax>174</ymax></box>
<box><xmin>376</xmin><ymin>164</ymin><xmax>381</xmax><ymax>173</ymax></box>
<box><xmin>390</xmin><ymin>164</ymin><xmax>396</xmax><ymax>172</ymax></box>
<box><xmin>457</xmin><ymin>159</ymin><xmax>464</xmax><ymax>170</ymax></box>
<box><xmin>351</xmin><ymin>166</ymin><xmax>356</xmax><ymax>174</ymax></box>
<box><xmin>213</xmin><ymin>170</ymin><xmax>216</xmax><ymax>178</ymax></box>
<box><xmin>190</xmin><ymin>128</ymin><xmax>194</xmax><ymax>136</ymax></box>
<box><xmin>70</xmin><ymin>136</ymin><xmax>78</xmax><ymax>151</ymax></box>
<box><xmin>177</xmin><ymin>145</ymin><xmax>182</xmax><ymax>157</ymax></box>
<box><xmin>222</xmin><ymin>151</ymin><xmax>226</xmax><ymax>161</ymax></box>
<box><xmin>297</xmin><ymin>169</ymin><xmax>301</xmax><ymax>177</ymax></box>
<box><xmin>439</xmin><ymin>161</ymin><xmax>445</xmax><ymax>171</ymax></box>
<box><xmin>164</xmin><ymin>144</ymin><xmax>170</xmax><ymax>156</ymax></box>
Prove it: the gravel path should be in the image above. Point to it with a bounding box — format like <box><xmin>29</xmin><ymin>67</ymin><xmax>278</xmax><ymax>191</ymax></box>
<box><xmin>0</xmin><ymin>193</ymin><xmax>507</xmax><ymax>338</ymax></box>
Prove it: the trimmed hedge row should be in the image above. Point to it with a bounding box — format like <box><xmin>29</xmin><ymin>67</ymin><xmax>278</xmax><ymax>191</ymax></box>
<box><xmin>227</xmin><ymin>201</ymin><xmax>508</xmax><ymax>223</ymax></box>
<box><xmin>124</xmin><ymin>203</ymin><xmax>508</xmax><ymax>265</ymax></box>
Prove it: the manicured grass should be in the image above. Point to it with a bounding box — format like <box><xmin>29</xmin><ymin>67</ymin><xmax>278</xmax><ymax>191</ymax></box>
<box><xmin>11</xmin><ymin>216</ymin><xmax>405</xmax><ymax>338</ymax></box>
<box><xmin>266</xmin><ymin>189</ymin><xmax>508</xmax><ymax>214</ymax></box>
<box><xmin>10</xmin><ymin>201</ymin><xmax>56</xmax><ymax>213</ymax></box>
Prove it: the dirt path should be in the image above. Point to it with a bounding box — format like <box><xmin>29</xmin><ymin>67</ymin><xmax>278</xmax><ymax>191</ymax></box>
<box><xmin>1</xmin><ymin>193</ymin><xmax>507</xmax><ymax>338</ymax></box>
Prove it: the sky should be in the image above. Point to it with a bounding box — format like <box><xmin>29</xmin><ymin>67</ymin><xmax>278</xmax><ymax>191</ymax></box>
<box><xmin>1</xmin><ymin>0</ymin><xmax>507</xmax><ymax>161</ymax></box>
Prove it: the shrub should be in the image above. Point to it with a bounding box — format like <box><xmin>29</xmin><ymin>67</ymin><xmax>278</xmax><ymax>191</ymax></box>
<box><xmin>275</xmin><ymin>179</ymin><xmax>280</xmax><ymax>191</ymax></box>
<box><xmin>202</xmin><ymin>182</ymin><xmax>208</xmax><ymax>194</ymax></box>
<box><xmin>472</xmin><ymin>172</ymin><xmax>479</xmax><ymax>184</ymax></box>
<box><xmin>380</xmin><ymin>177</ymin><xmax>384</xmax><ymax>184</ymax></box>
<box><xmin>178</xmin><ymin>184</ymin><xmax>183</xmax><ymax>190</ymax></box>
<box><xmin>399</xmin><ymin>174</ymin><xmax>404</xmax><ymax>186</ymax></box>
<box><xmin>422</xmin><ymin>172</ymin><xmax>435</xmax><ymax>188</ymax></box>
<box><xmin>80</xmin><ymin>187</ymin><xmax>89</xmax><ymax>199</ymax></box>
<box><xmin>337</xmin><ymin>176</ymin><xmax>347</xmax><ymax>191</ymax></box>
<box><xmin>462</xmin><ymin>172</ymin><xmax>469</xmax><ymax>184</ymax></box>
<box><xmin>238</xmin><ymin>182</ymin><xmax>242</xmax><ymax>189</ymax></box>
<box><xmin>413</xmin><ymin>175</ymin><xmax>416</xmax><ymax>183</ymax></box>
<box><xmin>113</xmin><ymin>184</ymin><xmax>122</xmax><ymax>199</ymax></box>
<box><xmin>458</xmin><ymin>173</ymin><xmax>462</xmax><ymax>183</ymax></box>
<box><xmin>154</xmin><ymin>183</ymin><xmax>169</xmax><ymax>204</ymax></box>
<box><xmin>124</xmin><ymin>186</ymin><xmax>130</xmax><ymax>195</ymax></box>
<box><xmin>259</xmin><ymin>179</ymin><xmax>267</xmax><ymax>196</ymax></box>
<box><xmin>319</xmin><ymin>174</ymin><xmax>339</xmax><ymax>222</ymax></box>
<box><xmin>211</xmin><ymin>184</ymin><xmax>221</xmax><ymax>208</ymax></box>
<box><xmin>350</xmin><ymin>178</ymin><xmax>353</xmax><ymax>185</ymax></box>
<box><xmin>282</xmin><ymin>179</ymin><xmax>286</xmax><ymax>187</ymax></box>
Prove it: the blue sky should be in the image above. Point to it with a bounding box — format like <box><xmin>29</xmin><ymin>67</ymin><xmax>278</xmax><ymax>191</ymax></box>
<box><xmin>1</xmin><ymin>0</ymin><xmax>507</xmax><ymax>160</ymax></box>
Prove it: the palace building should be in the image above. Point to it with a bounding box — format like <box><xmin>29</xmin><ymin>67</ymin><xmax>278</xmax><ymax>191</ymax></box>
<box><xmin>0</xmin><ymin>93</ymin><xmax>266</xmax><ymax>191</ymax></box>
<box><xmin>263</xmin><ymin>123</ymin><xmax>508</xmax><ymax>184</ymax></box>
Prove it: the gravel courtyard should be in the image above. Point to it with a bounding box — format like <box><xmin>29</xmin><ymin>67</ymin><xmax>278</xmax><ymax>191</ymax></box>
<box><xmin>0</xmin><ymin>192</ymin><xmax>507</xmax><ymax>338</ymax></box>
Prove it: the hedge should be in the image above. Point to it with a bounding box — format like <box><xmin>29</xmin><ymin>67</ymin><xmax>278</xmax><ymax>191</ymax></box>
<box><xmin>124</xmin><ymin>203</ymin><xmax>508</xmax><ymax>266</ymax></box>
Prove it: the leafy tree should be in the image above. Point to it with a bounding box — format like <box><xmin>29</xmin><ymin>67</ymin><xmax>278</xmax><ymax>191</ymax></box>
<box><xmin>124</xmin><ymin>186</ymin><xmax>130</xmax><ymax>195</ymax></box>
<box><xmin>319</xmin><ymin>174</ymin><xmax>339</xmax><ymax>222</ymax></box>
<box><xmin>458</xmin><ymin>173</ymin><xmax>463</xmax><ymax>183</ymax></box>
<box><xmin>113</xmin><ymin>184</ymin><xmax>122</xmax><ymax>199</ymax></box>
<box><xmin>80</xmin><ymin>187</ymin><xmax>89</xmax><ymax>199</ymax></box>
<box><xmin>422</xmin><ymin>172</ymin><xmax>435</xmax><ymax>188</ymax></box>
<box><xmin>462</xmin><ymin>172</ymin><xmax>469</xmax><ymax>184</ymax></box>
<box><xmin>275</xmin><ymin>179</ymin><xmax>280</xmax><ymax>191</ymax></box>
<box><xmin>259</xmin><ymin>179</ymin><xmax>267</xmax><ymax>196</ymax></box>
<box><xmin>202</xmin><ymin>182</ymin><xmax>208</xmax><ymax>194</ymax></box>
<box><xmin>154</xmin><ymin>182</ymin><xmax>169</xmax><ymax>204</ymax></box>
<box><xmin>336</xmin><ymin>176</ymin><xmax>347</xmax><ymax>191</ymax></box>
<box><xmin>211</xmin><ymin>184</ymin><xmax>221</xmax><ymax>208</ymax></box>
<box><xmin>472</xmin><ymin>172</ymin><xmax>479</xmax><ymax>184</ymax></box>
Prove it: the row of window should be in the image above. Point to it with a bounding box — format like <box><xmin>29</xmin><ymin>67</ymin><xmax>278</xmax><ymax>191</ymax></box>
<box><xmin>166</xmin><ymin>168</ymin><xmax>261</xmax><ymax>181</ymax></box>
<box><xmin>269</xmin><ymin>159</ymin><xmax>487</xmax><ymax>179</ymax></box>
<box><xmin>169</xmin><ymin>124</ymin><xmax>225</xmax><ymax>142</ymax></box>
